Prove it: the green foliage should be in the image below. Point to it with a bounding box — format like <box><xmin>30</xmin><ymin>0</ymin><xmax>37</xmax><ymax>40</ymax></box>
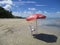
<box><xmin>0</xmin><ymin>6</ymin><xmax>26</xmax><ymax>18</ymax></box>
<box><xmin>0</xmin><ymin>6</ymin><xmax>14</xmax><ymax>18</ymax></box>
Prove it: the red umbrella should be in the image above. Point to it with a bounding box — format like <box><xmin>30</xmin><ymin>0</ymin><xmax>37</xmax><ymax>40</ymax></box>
<box><xmin>26</xmin><ymin>14</ymin><xmax>46</xmax><ymax>35</ymax></box>
<box><xmin>26</xmin><ymin>14</ymin><xmax>46</xmax><ymax>21</ymax></box>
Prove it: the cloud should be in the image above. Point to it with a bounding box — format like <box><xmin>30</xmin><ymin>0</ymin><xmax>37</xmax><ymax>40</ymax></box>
<box><xmin>55</xmin><ymin>11</ymin><xmax>60</xmax><ymax>17</ymax></box>
<box><xmin>13</xmin><ymin>10</ymin><xmax>60</xmax><ymax>18</ymax></box>
<box><xmin>19</xmin><ymin>1</ymin><xmax>36</xmax><ymax>4</ymax></box>
<box><xmin>24</xmin><ymin>1</ymin><xmax>36</xmax><ymax>4</ymax></box>
<box><xmin>12</xmin><ymin>12</ymin><xmax>21</xmax><ymax>16</ymax></box>
<box><xmin>43</xmin><ymin>11</ymin><xmax>60</xmax><ymax>18</ymax></box>
<box><xmin>56</xmin><ymin>11</ymin><xmax>60</xmax><ymax>14</ymax></box>
<box><xmin>3</xmin><ymin>4</ymin><xmax>12</xmax><ymax>10</ymax></box>
<box><xmin>36</xmin><ymin>10</ymin><xmax>43</xmax><ymax>14</ymax></box>
<box><xmin>12</xmin><ymin>0</ymin><xmax>36</xmax><ymax>7</ymax></box>
<box><xmin>0</xmin><ymin>0</ymin><xmax>13</xmax><ymax>10</ymax></box>
<box><xmin>36</xmin><ymin>4</ymin><xmax>47</xmax><ymax>6</ymax></box>
<box><xmin>12</xmin><ymin>11</ymin><xmax>33</xmax><ymax>17</ymax></box>
<box><xmin>23</xmin><ymin>11</ymin><xmax>33</xmax><ymax>17</ymax></box>
<box><xmin>0</xmin><ymin>0</ymin><xmax>12</xmax><ymax>5</ymax></box>
<box><xmin>44</xmin><ymin>11</ymin><xmax>48</xmax><ymax>14</ymax></box>
<box><xmin>14</xmin><ymin>0</ymin><xmax>36</xmax><ymax>5</ymax></box>
<box><xmin>11</xmin><ymin>0</ymin><xmax>36</xmax><ymax>7</ymax></box>
<box><xmin>28</xmin><ymin>8</ymin><xmax>36</xmax><ymax>11</ymax></box>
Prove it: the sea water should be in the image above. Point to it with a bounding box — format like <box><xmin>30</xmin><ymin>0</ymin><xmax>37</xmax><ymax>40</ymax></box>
<box><xmin>37</xmin><ymin>18</ymin><xmax>60</xmax><ymax>29</ymax></box>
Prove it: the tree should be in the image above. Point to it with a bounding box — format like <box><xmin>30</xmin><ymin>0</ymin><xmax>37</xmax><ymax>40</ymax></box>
<box><xmin>0</xmin><ymin>6</ymin><xmax>14</xmax><ymax>18</ymax></box>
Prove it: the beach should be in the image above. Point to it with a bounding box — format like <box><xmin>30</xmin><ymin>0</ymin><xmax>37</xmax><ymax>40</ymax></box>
<box><xmin>0</xmin><ymin>19</ymin><xmax>60</xmax><ymax>45</ymax></box>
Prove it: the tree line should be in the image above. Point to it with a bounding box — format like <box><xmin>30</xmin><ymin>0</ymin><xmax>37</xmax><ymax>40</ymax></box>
<box><xmin>0</xmin><ymin>6</ymin><xmax>23</xmax><ymax>18</ymax></box>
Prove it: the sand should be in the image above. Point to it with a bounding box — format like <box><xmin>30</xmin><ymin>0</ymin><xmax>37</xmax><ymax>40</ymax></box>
<box><xmin>0</xmin><ymin>19</ymin><xmax>60</xmax><ymax>45</ymax></box>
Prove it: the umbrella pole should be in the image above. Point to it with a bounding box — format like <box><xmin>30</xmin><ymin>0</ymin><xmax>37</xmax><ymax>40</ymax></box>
<box><xmin>35</xmin><ymin>19</ymin><xmax>38</xmax><ymax>34</ymax></box>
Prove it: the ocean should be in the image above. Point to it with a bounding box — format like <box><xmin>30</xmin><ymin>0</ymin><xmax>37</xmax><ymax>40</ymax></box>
<box><xmin>37</xmin><ymin>18</ymin><xmax>60</xmax><ymax>29</ymax></box>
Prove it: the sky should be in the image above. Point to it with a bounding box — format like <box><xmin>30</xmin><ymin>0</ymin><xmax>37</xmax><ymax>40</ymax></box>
<box><xmin>0</xmin><ymin>0</ymin><xmax>60</xmax><ymax>18</ymax></box>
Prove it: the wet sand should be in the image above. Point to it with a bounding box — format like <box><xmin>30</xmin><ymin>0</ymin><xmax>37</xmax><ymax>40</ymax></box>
<box><xmin>0</xmin><ymin>19</ymin><xmax>60</xmax><ymax>45</ymax></box>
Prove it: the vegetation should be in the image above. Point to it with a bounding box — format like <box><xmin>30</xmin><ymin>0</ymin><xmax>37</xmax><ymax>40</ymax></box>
<box><xmin>0</xmin><ymin>6</ymin><xmax>25</xmax><ymax>18</ymax></box>
<box><xmin>0</xmin><ymin>7</ymin><xmax>14</xmax><ymax>18</ymax></box>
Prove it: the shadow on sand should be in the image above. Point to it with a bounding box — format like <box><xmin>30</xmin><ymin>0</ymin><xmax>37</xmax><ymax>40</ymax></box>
<box><xmin>33</xmin><ymin>33</ymin><xmax>57</xmax><ymax>43</ymax></box>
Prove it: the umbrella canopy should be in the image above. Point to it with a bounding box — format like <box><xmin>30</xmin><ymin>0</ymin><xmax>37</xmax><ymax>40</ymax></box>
<box><xmin>26</xmin><ymin>14</ymin><xmax>46</xmax><ymax>21</ymax></box>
